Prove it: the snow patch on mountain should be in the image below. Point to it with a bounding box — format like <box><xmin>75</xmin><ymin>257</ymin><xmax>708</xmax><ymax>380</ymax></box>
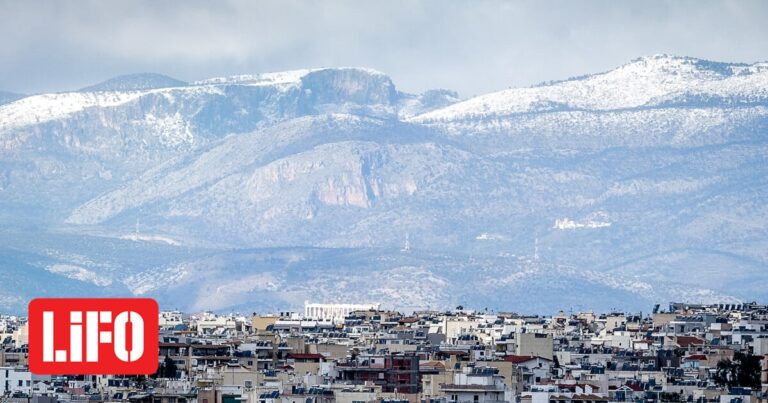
<box><xmin>602</xmin><ymin>178</ymin><xmax>718</xmax><ymax>199</ymax></box>
<box><xmin>194</xmin><ymin>69</ymin><xmax>311</xmax><ymax>86</ymax></box>
<box><xmin>398</xmin><ymin>89</ymin><xmax>461</xmax><ymax>118</ymax></box>
<box><xmin>195</xmin><ymin>67</ymin><xmax>386</xmax><ymax>87</ymax></box>
<box><xmin>119</xmin><ymin>233</ymin><xmax>180</xmax><ymax>246</ymax></box>
<box><xmin>126</xmin><ymin>264</ymin><xmax>189</xmax><ymax>295</ymax></box>
<box><xmin>414</xmin><ymin>105</ymin><xmax>768</xmax><ymax>148</ymax></box>
<box><xmin>0</xmin><ymin>91</ymin><xmax>145</xmax><ymax>134</ymax></box>
<box><xmin>46</xmin><ymin>264</ymin><xmax>113</xmax><ymax>286</ymax></box>
<box><xmin>412</xmin><ymin>55</ymin><xmax>768</xmax><ymax>124</ymax></box>
<box><xmin>554</xmin><ymin>218</ymin><xmax>611</xmax><ymax>230</ymax></box>
<box><xmin>142</xmin><ymin>112</ymin><xmax>196</xmax><ymax>147</ymax></box>
<box><xmin>475</xmin><ymin>233</ymin><xmax>509</xmax><ymax>241</ymax></box>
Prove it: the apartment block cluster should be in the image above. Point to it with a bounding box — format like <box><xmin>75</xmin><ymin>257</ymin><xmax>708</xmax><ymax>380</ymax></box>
<box><xmin>2</xmin><ymin>302</ymin><xmax>768</xmax><ymax>403</ymax></box>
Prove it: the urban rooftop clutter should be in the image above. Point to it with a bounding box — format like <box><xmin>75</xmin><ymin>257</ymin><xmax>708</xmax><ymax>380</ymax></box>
<box><xmin>2</xmin><ymin>301</ymin><xmax>768</xmax><ymax>402</ymax></box>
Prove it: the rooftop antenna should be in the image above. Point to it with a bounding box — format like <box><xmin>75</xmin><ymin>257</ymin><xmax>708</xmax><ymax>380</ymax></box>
<box><xmin>534</xmin><ymin>237</ymin><xmax>539</xmax><ymax>262</ymax></box>
<box><xmin>401</xmin><ymin>232</ymin><xmax>410</xmax><ymax>252</ymax></box>
<box><xmin>135</xmin><ymin>218</ymin><xmax>140</xmax><ymax>236</ymax></box>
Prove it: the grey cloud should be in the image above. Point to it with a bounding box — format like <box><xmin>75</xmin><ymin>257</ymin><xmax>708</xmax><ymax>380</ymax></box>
<box><xmin>1</xmin><ymin>0</ymin><xmax>767</xmax><ymax>97</ymax></box>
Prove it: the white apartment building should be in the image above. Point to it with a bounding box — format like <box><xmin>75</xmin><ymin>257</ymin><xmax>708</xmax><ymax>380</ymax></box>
<box><xmin>1</xmin><ymin>366</ymin><xmax>31</xmax><ymax>396</ymax></box>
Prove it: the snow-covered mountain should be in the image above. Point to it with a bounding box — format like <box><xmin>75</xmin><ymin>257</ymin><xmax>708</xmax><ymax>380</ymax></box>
<box><xmin>1</xmin><ymin>55</ymin><xmax>766</xmax><ymax>313</ymax></box>
<box><xmin>79</xmin><ymin>73</ymin><xmax>189</xmax><ymax>92</ymax></box>
<box><xmin>415</xmin><ymin>55</ymin><xmax>768</xmax><ymax>121</ymax></box>
<box><xmin>412</xmin><ymin>55</ymin><xmax>768</xmax><ymax>152</ymax></box>
<box><xmin>0</xmin><ymin>67</ymin><xmax>453</xmax><ymax>222</ymax></box>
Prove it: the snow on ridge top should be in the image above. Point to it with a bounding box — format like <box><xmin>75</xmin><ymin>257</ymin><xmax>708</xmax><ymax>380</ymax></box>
<box><xmin>0</xmin><ymin>66</ymin><xmax>393</xmax><ymax>135</ymax></box>
<box><xmin>0</xmin><ymin>85</ymin><xmax>225</xmax><ymax>134</ymax></box>
<box><xmin>193</xmin><ymin>69</ymin><xmax>315</xmax><ymax>86</ymax></box>
<box><xmin>193</xmin><ymin>67</ymin><xmax>388</xmax><ymax>87</ymax></box>
<box><xmin>0</xmin><ymin>91</ymin><xmax>146</xmax><ymax>133</ymax></box>
<box><xmin>614</xmin><ymin>54</ymin><xmax>768</xmax><ymax>79</ymax></box>
<box><xmin>411</xmin><ymin>55</ymin><xmax>768</xmax><ymax>123</ymax></box>
<box><xmin>539</xmin><ymin>55</ymin><xmax>768</xmax><ymax>87</ymax></box>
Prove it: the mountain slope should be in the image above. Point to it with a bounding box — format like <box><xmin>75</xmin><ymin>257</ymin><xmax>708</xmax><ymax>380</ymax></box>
<box><xmin>0</xmin><ymin>68</ymin><xmax>450</xmax><ymax>223</ymax></box>
<box><xmin>413</xmin><ymin>55</ymin><xmax>768</xmax><ymax>122</ymax></box>
<box><xmin>0</xmin><ymin>56</ymin><xmax>767</xmax><ymax>313</ymax></box>
<box><xmin>410</xmin><ymin>55</ymin><xmax>768</xmax><ymax>151</ymax></box>
<box><xmin>79</xmin><ymin>73</ymin><xmax>188</xmax><ymax>92</ymax></box>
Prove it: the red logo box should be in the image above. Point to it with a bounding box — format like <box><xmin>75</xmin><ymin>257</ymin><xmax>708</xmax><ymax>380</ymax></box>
<box><xmin>28</xmin><ymin>298</ymin><xmax>159</xmax><ymax>375</ymax></box>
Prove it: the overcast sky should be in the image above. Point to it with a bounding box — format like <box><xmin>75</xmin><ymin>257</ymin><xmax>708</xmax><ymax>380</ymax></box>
<box><xmin>1</xmin><ymin>0</ymin><xmax>767</xmax><ymax>97</ymax></box>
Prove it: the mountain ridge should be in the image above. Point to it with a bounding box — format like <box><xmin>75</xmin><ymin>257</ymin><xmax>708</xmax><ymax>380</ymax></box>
<box><xmin>79</xmin><ymin>72</ymin><xmax>188</xmax><ymax>92</ymax></box>
<box><xmin>411</xmin><ymin>54</ymin><xmax>768</xmax><ymax>125</ymax></box>
<box><xmin>0</xmin><ymin>55</ymin><xmax>766</xmax><ymax>313</ymax></box>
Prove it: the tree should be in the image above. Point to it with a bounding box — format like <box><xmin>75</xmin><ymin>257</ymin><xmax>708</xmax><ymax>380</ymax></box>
<box><xmin>162</xmin><ymin>355</ymin><xmax>178</xmax><ymax>379</ymax></box>
<box><xmin>134</xmin><ymin>375</ymin><xmax>148</xmax><ymax>390</ymax></box>
<box><xmin>713</xmin><ymin>351</ymin><xmax>761</xmax><ymax>389</ymax></box>
<box><xmin>153</xmin><ymin>355</ymin><xmax>179</xmax><ymax>379</ymax></box>
<box><xmin>659</xmin><ymin>392</ymin><xmax>682</xmax><ymax>402</ymax></box>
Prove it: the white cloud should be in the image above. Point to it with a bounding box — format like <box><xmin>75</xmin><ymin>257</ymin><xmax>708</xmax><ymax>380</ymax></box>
<box><xmin>1</xmin><ymin>0</ymin><xmax>767</xmax><ymax>96</ymax></box>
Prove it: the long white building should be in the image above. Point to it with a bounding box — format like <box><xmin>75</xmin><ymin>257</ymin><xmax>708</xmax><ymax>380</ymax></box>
<box><xmin>304</xmin><ymin>302</ymin><xmax>380</xmax><ymax>322</ymax></box>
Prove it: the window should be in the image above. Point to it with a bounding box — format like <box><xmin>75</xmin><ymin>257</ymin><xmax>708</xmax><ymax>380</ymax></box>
<box><xmin>474</xmin><ymin>395</ymin><xmax>479</xmax><ymax>402</ymax></box>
